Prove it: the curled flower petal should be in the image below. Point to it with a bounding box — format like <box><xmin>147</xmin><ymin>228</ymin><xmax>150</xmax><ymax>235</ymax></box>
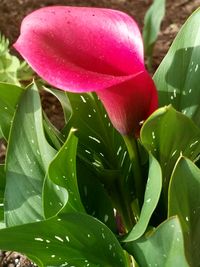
<box><xmin>14</xmin><ymin>6</ymin><xmax>144</xmax><ymax>92</ymax></box>
<box><xmin>14</xmin><ymin>6</ymin><xmax>158</xmax><ymax>135</ymax></box>
<box><xmin>97</xmin><ymin>70</ymin><xmax>158</xmax><ymax>135</ymax></box>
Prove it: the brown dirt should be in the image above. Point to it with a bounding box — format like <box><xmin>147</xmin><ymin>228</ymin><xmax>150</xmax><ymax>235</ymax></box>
<box><xmin>0</xmin><ymin>0</ymin><xmax>200</xmax><ymax>266</ymax></box>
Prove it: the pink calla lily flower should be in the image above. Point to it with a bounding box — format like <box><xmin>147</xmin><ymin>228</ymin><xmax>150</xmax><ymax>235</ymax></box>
<box><xmin>14</xmin><ymin>6</ymin><xmax>158</xmax><ymax>135</ymax></box>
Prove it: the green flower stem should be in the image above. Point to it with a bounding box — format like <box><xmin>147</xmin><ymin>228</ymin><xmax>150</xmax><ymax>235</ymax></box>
<box><xmin>111</xmin><ymin>178</ymin><xmax>136</xmax><ymax>232</ymax></box>
<box><xmin>123</xmin><ymin>135</ymin><xmax>143</xmax><ymax>209</ymax></box>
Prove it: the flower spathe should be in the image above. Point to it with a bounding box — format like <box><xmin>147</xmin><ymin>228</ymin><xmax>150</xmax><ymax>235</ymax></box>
<box><xmin>14</xmin><ymin>6</ymin><xmax>158</xmax><ymax>135</ymax></box>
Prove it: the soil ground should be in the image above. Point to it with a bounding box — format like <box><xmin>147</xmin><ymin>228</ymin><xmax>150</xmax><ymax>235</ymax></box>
<box><xmin>0</xmin><ymin>0</ymin><xmax>200</xmax><ymax>266</ymax></box>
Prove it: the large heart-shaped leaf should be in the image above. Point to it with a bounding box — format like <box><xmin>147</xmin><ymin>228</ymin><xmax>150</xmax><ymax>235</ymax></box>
<box><xmin>141</xmin><ymin>106</ymin><xmax>200</xmax><ymax>201</ymax></box>
<box><xmin>0</xmin><ymin>213</ymin><xmax>127</xmax><ymax>267</ymax></box>
<box><xmin>0</xmin><ymin>82</ymin><xmax>24</xmax><ymax>139</ymax></box>
<box><xmin>125</xmin><ymin>217</ymin><xmax>189</xmax><ymax>267</ymax></box>
<box><xmin>43</xmin><ymin>130</ymin><xmax>85</xmax><ymax>218</ymax></box>
<box><xmin>154</xmin><ymin>7</ymin><xmax>200</xmax><ymax>127</ymax></box>
<box><xmin>123</xmin><ymin>153</ymin><xmax>162</xmax><ymax>242</ymax></box>
<box><xmin>5</xmin><ymin>83</ymin><xmax>56</xmax><ymax>226</ymax></box>
<box><xmin>168</xmin><ymin>157</ymin><xmax>200</xmax><ymax>266</ymax></box>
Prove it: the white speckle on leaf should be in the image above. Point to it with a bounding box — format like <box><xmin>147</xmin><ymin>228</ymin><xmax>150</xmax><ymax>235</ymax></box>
<box><xmin>117</xmin><ymin>146</ymin><xmax>122</xmax><ymax>155</ymax></box>
<box><xmin>34</xmin><ymin>238</ymin><xmax>43</xmax><ymax>242</ymax></box>
<box><xmin>146</xmin><ymin>198</ymin><xmax>151</xmax><ymax>203</ymax></box>
<box><xmin>171</xmin><ymin>150</ymin><xmax>177</xmax><ymax>157</ymax></box>
<box><xmin>190</xmin><ymin>140</ymin><xmax>198</xmax><ymax>148</ymax></box>
<box><xmin>102</xmin><ymin>233</ymin><xmax>105</xmax><ymax>239</ymax></box>
<box><xmin>80</xmin><ymin>95</ymin><xmax>87</xmax><ymax>103</ymax></box>
<box><xmin>55</xmin><ymin>235</ymin><xmax>64</xmax><ymax>242</ymax></box>
<box><xmin>89</xmin><ymin>136</ymin><xmax>101</xmax><ymax>143</ymax></box>
<box><xmin>120</xmin><ymin>151</ymin><xmax>127</xmax><ymax>166</ymax></box>
<box><xmin>104</xmin><ymin>214</ymin><xmax>109</xmax><ymax>222</ymax></box>
<box><xmin>173</xmin><ymin>89</ymin><xmax>177</xmax><ymax>98</ymax></box>
<box><xmin>56</xmin><ymin>185</ymin><xmax>60</xmax><ymax>191</ymax></box>
<box><xmin>195</xmin><ymin>64</ymin><xmax>199</xmax><ymax>72</ymax></box>
<box><xmin>60</xmin><ymin>262</ymin><xmax>68</xmax><ymax>267</ymax></box>
<box><xmin>66</xmin><ymin>236</ymin><xmax>70</xmax><ymax>242</ymax></box>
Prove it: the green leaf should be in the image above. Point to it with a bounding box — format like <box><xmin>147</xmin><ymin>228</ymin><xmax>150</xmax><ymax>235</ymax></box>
<box><xmin>154</xmin><ymin>7</ymin><xmax>200</xmax><ymax>127</ymax></box>
<box><xmin>123</xmin><ymin>154</ymin><xmax>162</xmax><ymax>242</ymax></box>
<box><xmin>141</xmin><ymin>106</ymin><xmax>200</xmax><ymax>201</ymax></box>
<box><xmin>143</xmin><ymin>0</ymin><xmax>165</xmax><ymax>63</ymax></box>
<box><xmin>65</xmin><ymin>92</ymin><xmax>125</xmax><ymax>171</ymax></box>
<box><xmin>0</xmin><ymin>53</ymin><xmax>21</xmax><ymax>85</ymax></box>
<box><xmin>0</xmin><ymin>33</ymin><xmax>9</xmax><ymax>55</ymax></box>
<box><xmin>5</xmin><ymin>83</ymin><xmax>56</xmax><ymax>226</ymax></box>
<box><xmin>125</xmin><ymin>217</ymin><xmax>189</xmax><ymax>267</ymax></box>
<box><xmin>17</xmin><ymin>61</ymin><xmax>34</xmax><ymax>82</ymax></box>
<box><xmin>0</xmin><ymin>213</ymin><xmax>127</xmax><ymax>267</ymax></box>
<box><xmin>64</xmin><ymin>92</ymin><xmax>135</xmax><ymax>227</ymax></box>
<box><xmin>0</xmin><ymin>164</ymin><xmax>5</xmax><ymax>190</ymax></box>
<box><xmin>0</xmin><ymin>33</ymin><xmax>21</xmax><ymax>85</ymax></box>
<box><xmin>77</xmin><ymin>158</ymin><xmax>117</xmax><ymax>232</ymax></box>
<box><xmin>44</xmin><ymin>130</ymin><xmax>85</xmax><ymax>218</ymax></box>
<box><xmin>43</xmin><ymin>86</ymin><xmax>71</xmax><ymax>124</ymax></box>
<box><xmin>65</xmin><ymin>92</ymin><xmax>134</xmax><ymax>191</ymax></box>
<box><xmin>43</xmin><ymin>112</ymin><xmax>63</xmax><ymax>150</ymax></box>
<box><xmin>169</xmin><ymin>157</ymin><xmax>200</xmax><ymax>266</ymax></box>
<box><xmin>0</xmin><ymin>164</ymin><xmax>5</xmax><ymax>226</ymax></box>
<box><xmin>0</xmin><ymin>82</ymin><xmax>24</xmax><ymax>140</ymax></box>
